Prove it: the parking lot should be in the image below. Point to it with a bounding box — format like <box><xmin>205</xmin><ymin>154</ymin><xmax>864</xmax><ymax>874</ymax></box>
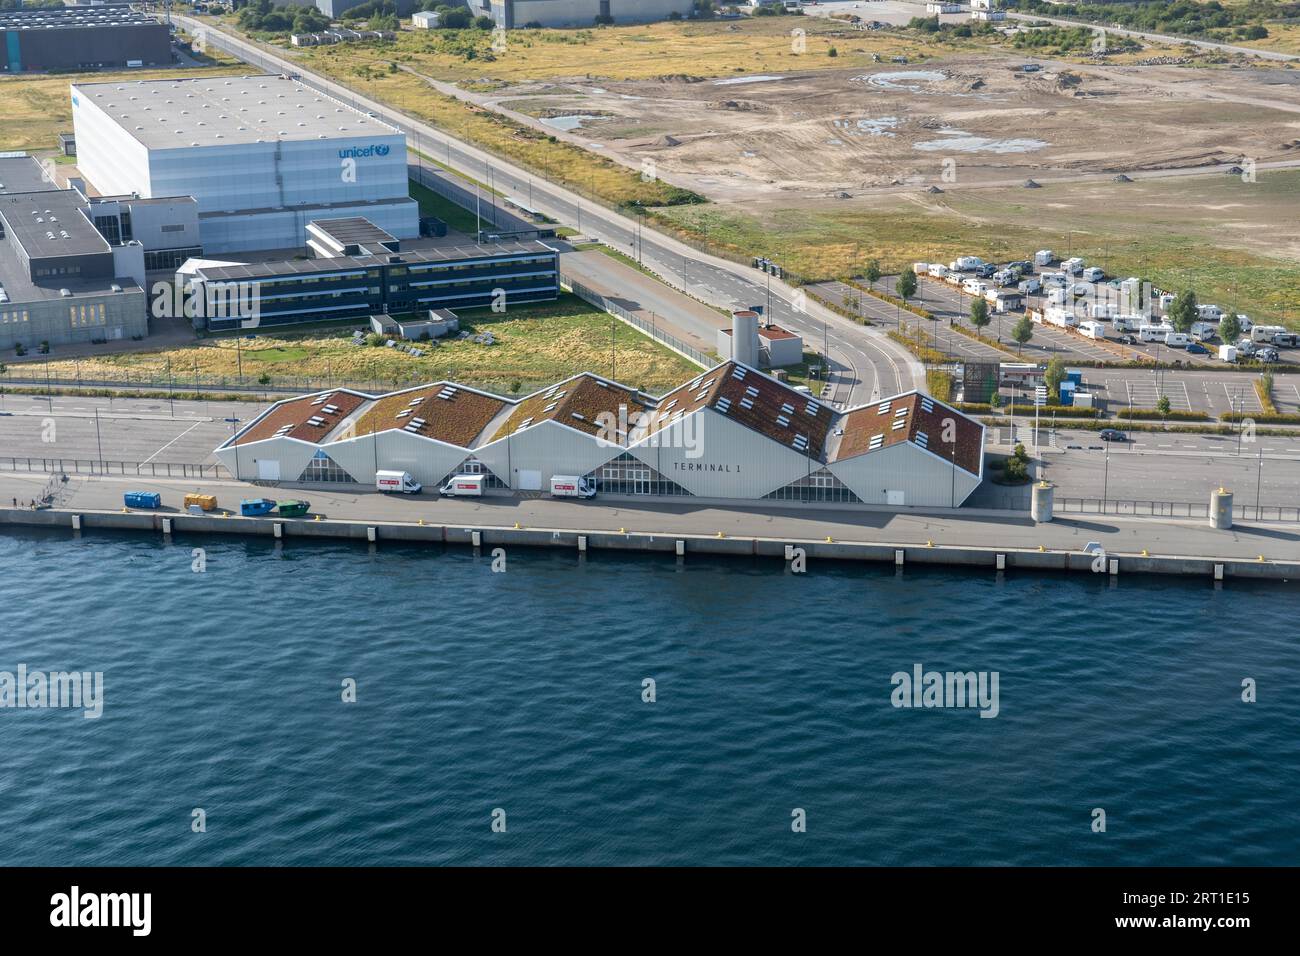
<box><xmin>879</xmin><ymin>266</ymin><xmax>1299</xmax><ymax>370</ymax></box>
<box><xmin>1000</xmin><ymin>367</ymin><xmax>1300</xmax><ymax>417</ymax></box>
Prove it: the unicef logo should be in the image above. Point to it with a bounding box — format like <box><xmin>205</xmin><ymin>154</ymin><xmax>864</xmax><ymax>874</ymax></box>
<box><xmin>338</xmin><ymin>144</ymin><xmax>392</xmax><ymax>159</ymax></box>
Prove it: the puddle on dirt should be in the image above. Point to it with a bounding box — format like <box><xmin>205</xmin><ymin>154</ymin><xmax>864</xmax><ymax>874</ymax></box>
<box><xmin>713</xmin><ymin>74</ymin><xmax>788</xmax><ymax>87</ymax></box>
<box><xmin>914</xmin><ymin>128</ymin><xmax>1048</xmax><ymax>153</ymax></box>
<box><xmin>540</xmin><ymin>114</ymin><xmax>603</xmax><ymax>131</ymax></box>
<box><xmin>858</xmin><ymin>70</ymin><xmax>946</xmax><ymax>92</ymax></box>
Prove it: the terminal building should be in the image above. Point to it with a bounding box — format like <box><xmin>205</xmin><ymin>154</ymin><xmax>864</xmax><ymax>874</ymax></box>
<box><xmin>70</xmin><ymin>75</ymin><xmax>419</xmax><ymax>254</ymax></box>
<box><xmin>215</xmin><ymin>361</ymin><xmax>985</xmax><ymax>508</ymax></box>
<box><xmin>0</xmin><ymin>159</ymin><xmax>147</xmax><ymax>351</ymax></box>
<box><xmin>0</xmin><ymin>7</ymin><xmax>171</xmax><ymax>73</ymax></box>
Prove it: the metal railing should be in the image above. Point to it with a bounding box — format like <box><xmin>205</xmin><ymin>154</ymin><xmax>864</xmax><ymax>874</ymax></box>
<box><xmin>562</xmin><ymin>276</ymin><xmax>713</xmax><ymax>368</ymax></box>
<box><xmin>0</xmin><ymin>457</ymin><xmax>229</xmax><ymax>480</ymax></box>
<box><xmin>1056</xmin><ymin>496</ymin><xmax>1300</xmax><ymax>522</ymax></box>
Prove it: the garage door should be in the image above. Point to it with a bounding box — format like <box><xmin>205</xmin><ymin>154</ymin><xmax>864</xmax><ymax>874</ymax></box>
<box><xmin>256</xmin><ymin>459</ymin><xmax>282</xmax><ymax>481</ymax></box>
<box><xmin>886</xmin><ymin>490</ymin><xmax>906</xmax><ymax>506</ymax></box>
<box><xmin>518</xmin><ymin>469</ymin><xmax>542</xmax><ymax>491</ymax></box>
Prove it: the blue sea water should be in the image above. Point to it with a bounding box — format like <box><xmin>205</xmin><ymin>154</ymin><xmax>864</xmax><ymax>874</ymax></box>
<box><xmin>0</xmin><ymin>528</ymin><xmax>1296</xmax><ymax>867</ymax></box>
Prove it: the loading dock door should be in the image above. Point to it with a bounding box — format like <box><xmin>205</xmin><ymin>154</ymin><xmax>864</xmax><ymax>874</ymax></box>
<box><xmin>886</xmin><ymin>490</ymin><xmax>906</xmax><ymax>506</ymax></box>
<box><xmin>518</xmin><ymin>469</ymin><xmax>542</xmax><ymax>491</ymax></box>
<box><xmin>256</xmin><ymin>459</ymin><xmax>282</xmax><ymax>481</ymax></box>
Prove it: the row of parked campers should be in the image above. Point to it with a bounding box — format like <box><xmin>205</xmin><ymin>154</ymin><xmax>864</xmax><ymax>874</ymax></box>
<box><xmin>121</xmin><ymin>492</ymin><xmax>309</xmax><ymax>517</ymax></box>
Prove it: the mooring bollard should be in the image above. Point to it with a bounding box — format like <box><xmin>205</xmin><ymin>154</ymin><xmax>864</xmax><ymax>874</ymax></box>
<box><xmin>71</xmin><ymin>515</ymin><xmax>82</xmax><ymax>531</ymax></box>
<box><xmin>895</xmin><ymin>549</ymin><xmax>905</xmax><ymax>566</ymax></box>
<box><xmin>273</xmin><ymin>523</ymin><xmax>283</xmax><ymax>539</ymax></box>
<box><xmin>162</xmin><ymin>518</ymin><xmax>172</xmax><ymax>535</ymax></box>
<box><xmin>471</xmin><ymin>531</ymin><xmax>482</xmax><ymax>548</ymax></box>
<box><xmin>996</xmin><ymin>553</ymin><xmax>1006</xmax><ymax>571</ymax></box>
<box><xmin>367</xmin><ymin>526</ymin><xmax>377</xmax><ymax>543</ymax></box>
<box><xmin>675</xmin><ymin>540</ymin><xmax>685</xmax><ymax>557</ymax></box>
<box><xmin>578</xmin><ymin>535</ymin><xmax>587</xmax><ymax>552</ymax></box>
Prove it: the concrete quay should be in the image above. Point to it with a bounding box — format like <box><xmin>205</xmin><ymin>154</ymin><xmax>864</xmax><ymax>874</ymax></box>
<box><xmin>2</xmin><ymin>472</ymin><xmax>1296</xmax><ymax>582</ymax></box>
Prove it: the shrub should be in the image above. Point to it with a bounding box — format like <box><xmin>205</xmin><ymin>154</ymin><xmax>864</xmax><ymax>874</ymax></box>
<box><xmin>1116</xmin><ymin>408</ymin><xmax>1210</xmax><ymax>421</ymax></box>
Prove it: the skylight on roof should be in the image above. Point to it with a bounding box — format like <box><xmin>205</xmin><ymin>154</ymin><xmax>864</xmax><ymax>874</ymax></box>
<box><xmin>717</xmin><ymin>397</ymin><xmax>732</xmax><ymax>413</ymax></box>
<box><xmin>877</xmin><ymin>402</ymin><xmax>891</xmax><ymax>414</ymax></box>
<box><xmin>869</xmin><ymin>434</ymin><xmax>884</xmax><ymax>449</ymax></box>
<box><xmin>776</xmin><ymin>414</ymin><xmax>790</xmax><ymax>427</ymax></box>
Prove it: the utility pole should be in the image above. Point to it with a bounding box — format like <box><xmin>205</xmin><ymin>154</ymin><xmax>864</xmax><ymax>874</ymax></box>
<box><xmin>1103</xmin><ymin>444</ymin><xmax>1110</xmax><ymax>515</ymax></box>
<box><xmin>94</xmin><ymin>407</ymin><xmax>104</xmax><ymax>470</ymax></box>
<box><xmin>1256</xmin><ymin>445</ymin><xmax>1264</xmax><ymax>521</ymax></box>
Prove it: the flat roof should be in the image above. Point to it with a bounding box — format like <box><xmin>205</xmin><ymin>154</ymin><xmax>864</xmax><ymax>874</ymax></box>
<box><xmin>0</xmin><ymin>189</ymin><xmax>111</xmax><ymax>259</ymax></box>
<box><xmin>0</xmin><ymin>156</ymin><xmax>58</xmax><ymax>197</ymax></box>
<box><xmin>193</xmin><ymin>240</ymin><xmax>555</xmax><ymax>282</ymax></box>
<box><xmin>309</xmin><ymin>217</ymin><xmax>397</xmax><ymax>247</ymax></box>
<box><xmin>0</xmin><ymin>9</ymin><xmax>161</xmax><ymax>29</ymax></box>
<box><xmin>71</xmin><ymin>74</ymin><xmax>402</xmax><ymax>150</ymax></box>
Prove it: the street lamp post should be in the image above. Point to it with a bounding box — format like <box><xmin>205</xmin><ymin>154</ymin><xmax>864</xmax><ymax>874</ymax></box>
<box><xmin>1255</xmin><ymin>446</ymin><xmax>1264</xmax><ymax>521</ymax></box>
<box><xmin>1102</xmin><ymin>444</ymin><xmax>1110</xmax><ymax>515</ymax></box>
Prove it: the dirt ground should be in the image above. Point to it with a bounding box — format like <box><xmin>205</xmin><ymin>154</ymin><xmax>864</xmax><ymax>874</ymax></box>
<box><xmin>494</xmin><ymin>54</ymin><xmax>1300</xmax><ymax>203</ymax></box>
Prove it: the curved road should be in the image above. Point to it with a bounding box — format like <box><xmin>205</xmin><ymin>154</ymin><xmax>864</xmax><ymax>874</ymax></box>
<box><xmin>177</xmin><ymin>16</ymin><xmax>924</xmax><ymax>408</ymax></box>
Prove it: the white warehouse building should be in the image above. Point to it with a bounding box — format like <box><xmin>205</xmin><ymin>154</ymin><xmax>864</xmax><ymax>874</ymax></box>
<box><xmin>215</xmin><ymin>362</ymin><xmax>985</xmax><ymax>509</ymax></box>
<box><xmin>69</xmin><ymin>75</ymin><xmax>419</xmax><ymax>254</ymax></box>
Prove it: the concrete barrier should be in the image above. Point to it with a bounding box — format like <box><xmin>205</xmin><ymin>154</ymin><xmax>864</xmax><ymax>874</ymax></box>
<box><xmin>1031</xmin><ymin>481</ymin><xmax>1054</xmax><ymax>523</ymax></box>
<box><xmin>1210</xmin><ymin>488</ymin><xmax>1233</xmax><ymax>530</ymax></box>
<box><xmin>3</xmin><ymin>507</ymin><xmax>1297</xmax><ymax>581</ymax></box>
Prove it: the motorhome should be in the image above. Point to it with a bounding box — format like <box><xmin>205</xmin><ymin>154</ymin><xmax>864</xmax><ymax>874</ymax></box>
<box><xmin>1017</xmin><ymin>276</ymin><xmax>1042</xmax><ymax>295</ymax></box>
<box><xmin>1045</xmin><ymin>306</ymin><xmax>1077</xmax><ymax>328</ymax></box>
<box><xmin>1139</xmin><ymin>324</ymin><xmax>1174</xmax><ymax>343</ymax></box>
<box><xmin>949</xmin><ymin>256</ymin><xmax>985</xmax><ymax>272</ymax></box>
<box><xmin>1252</xmin><ymin>324</ymin><xmax>1288</xmax><ymax>343</ymax></box>
<box><xmin>1112</xmin><ymin>315</ymin><xmax>1143</xmax><ymax>333</ymax></box>
<box><xmin>1079</xmin><ymin>321</ymin><xmax>1106</xmax><ymax>340</ymax></box>
<box><xmin>928</xmin><ymin>263</ymin><xmax>949</xmax><ymax>278</ymax></box>
<box><xmin>962</xmin><ymin>278</ymin><xmax>988</xmax><ymax>295</ymax></box>
<box><xmin>1197</xmin><ymin>304</ymin><xmax>1224</xmax><ymax>321</ymax></box>
<box><xmin>1081</xmin><ymin>267</ymin><xmax>1105</xmax><ymax>282</ymax></box>
<box><xmin>1062</xmin><ymin>257</ymin><xmax>1085</xmax><ymax>276</ymax></box>
<box><xmin>1189</xmin><ymin>322</ymin><xmax>1218</xmax><ymax>342</ymax></box>
<box><xmin>1034</xmin><ymin>249</ymin><xmax>1054</xmax><ymax>266</ymax></box>
<box><xmin>1165</xmin><ymin>332</ymin><xmax>1190</xmax><ymax>348</ymax></box>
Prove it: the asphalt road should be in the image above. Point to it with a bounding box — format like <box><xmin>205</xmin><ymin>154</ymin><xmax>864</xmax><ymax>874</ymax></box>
<box><xmin>176</xmin><ymin>16</ymin><xmax>924</xmax><ymax>411</ymax></box>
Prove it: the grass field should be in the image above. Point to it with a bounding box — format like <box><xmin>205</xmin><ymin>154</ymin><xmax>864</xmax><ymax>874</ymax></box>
<box><xmin>35</xmin><ymin>296</ymin><xmax>701</xmax><ymax>396</ymax></box>
<box><xmin>0</xmin><ymin>63</ymin><xmax>247</xmax><ymax>154</ymax></box>
<box><xmin>293</xmin><ymin>17</ymin><xmax>936</xmax><ymax>85</ymax></box>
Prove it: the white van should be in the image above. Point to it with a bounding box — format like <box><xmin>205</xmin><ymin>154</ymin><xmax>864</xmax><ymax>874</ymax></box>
<box><xmin>439</xmin><ymin>474</ymin><xmax>485</xmax><ymax>497</ymax></box>
<box><xmin>1017</xmin><ymin>277</ymin><xmax>1041</xmax><ymax>295</ymax></box>
<box><xmin>1081</xmin><ymin>267</ymin><xmax>1104</xmax><ymax>282</ymax></box>
<box><xmin>550</xmin><ymin>475</ymin><xmax>596</xmax><ymax>499</ymax></box>
<box><xmin>1164</xmin><ymin>332</ymin><xmax>1190</xmax><ymax>348</ymax></box>
<box><xmin>376</xmin><ymin>470</ymin><xmax>422</xmax><ymax>494</ymax></box>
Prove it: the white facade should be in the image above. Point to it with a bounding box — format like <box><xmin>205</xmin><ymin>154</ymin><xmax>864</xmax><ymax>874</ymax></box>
<box><xmin>216</xmin><ymin>366</ymin><xmax>985</xmax><ymax>509</ymax></box>
<box><xmin>71</xmin><ymin>77</ymin><xmax>418</xmax><ymax>253</ymax></box>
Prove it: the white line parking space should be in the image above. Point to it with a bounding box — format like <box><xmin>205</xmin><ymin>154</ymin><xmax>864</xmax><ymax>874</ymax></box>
<box><xmin>1220</xmin><ymin>381</ymin><xmax>1263</xmax><ymax>414</ymax></box>
<box><xmin>1124</xmin><ymin>379</ymin><xmax>1192</xmax><ymax>410</ymax></box>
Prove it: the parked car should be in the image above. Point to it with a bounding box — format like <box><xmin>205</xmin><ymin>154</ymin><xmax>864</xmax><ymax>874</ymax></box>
<box><xmin>1118</xmin><ymin>334</ymin><xmax>1137</xmax><ymax>345</ymax></box>
<box><xmin>1256</xmin><ymin>347</ymin><xmax>1280</xmax><ymax>363</ymax></box>
<box><xmin>1099</xmin><ymin>429</ymin><xmax>1128</xmax><ymax>442</ymax></box>
<box><xmin>1186</xmin><ymin>342</ymin><xmax>1209</xmax><ymax>355</ymax></box>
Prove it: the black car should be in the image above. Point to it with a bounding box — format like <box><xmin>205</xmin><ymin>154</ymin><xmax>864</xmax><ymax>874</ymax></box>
<box><xmin>1100</xmin><ymin>429</ymin><xmax>1128</xmax><ymax>442</ymax></box>
<box><xmin>1118</xmin><ymin>334</ymin><xmax>1137</xmax><ymax>345</ymax></box>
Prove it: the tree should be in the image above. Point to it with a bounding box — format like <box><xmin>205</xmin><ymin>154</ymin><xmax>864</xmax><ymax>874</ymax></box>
<box><xmin>1012</xmin><ymin>315</ymin><xmax>1034</xmax><ymax>354</ymax></box>
<box><xmin>864</xmin><ymin>260</ymin><xmax>881</xmax><ymax>290</ymax></box>
<box><xmin>1156</xmin><ymin>394</ymin><xmax>1171</xmax><ymax>422</ymax></box>
<box><xmin>1044</xmin><ymin>355</ymin><xmax>1066</xmax><ymax>398</ymax></box>
<box><xmin>1219</xmin><ymin>312</ymin><xmax>1242</xmax><ymax>346</ymax></box>
<box><xmin>970</xmin><ymin>297</ymin><xmax>990</xmax><ymax>337</ymax></box>
<box><xmin>1167</xmin><ymin>289</ymin><xmax>1199</xmax><ymax>334</ymax></box>
<box><xmin>896</xmin><ymin>267</ymin><xmax>917</xmax><ymax>303</ymax></box>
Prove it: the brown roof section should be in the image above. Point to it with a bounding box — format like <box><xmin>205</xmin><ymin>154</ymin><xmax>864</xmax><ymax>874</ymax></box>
<box><xmin>492</xmin><ymin>374</ymin><xmax>648</xmax><ymax>441</ymax></box>
<box><xmin>354</xmin><ymin>383</ymin><xmax>506</xmax><ymax>447</ymax></box>
<box><xmin>834</xmin><ymin>393</ymin><xmax>983</xmax><ymax>476</ymax></box>
<box><xmin>229</xmin><ymin>390</ymin><xmax>368</xmax><ymax>447</ymax></box>
<box><xmin>640</xmin><ymin>362</ymin><xmax>835</xmax><ymax>459</ymax></box>
<box><xmin>758</xmin><ymin>325</ymin><xmax>799</xmax><ymax>341</ymax></box>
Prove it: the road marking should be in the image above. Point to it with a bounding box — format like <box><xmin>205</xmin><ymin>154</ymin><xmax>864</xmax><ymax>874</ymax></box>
<box><xmin>140</xmin><ymin>421</ymin><xmax>205</xmax><ymax>465</ymax></box>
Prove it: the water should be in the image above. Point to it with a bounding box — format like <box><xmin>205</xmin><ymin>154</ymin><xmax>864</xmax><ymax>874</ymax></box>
<box><xmin>2</xmin><ymin>529</ymin><xmax>1297</xmax><ymax>866</ymax></box>
<box><xmin>858</xmin><ymin>70</ymin><xmax>947</xmax><ymax>92</ymax></box>
<box><xmin>538</xmin><ymin>114</ymin><xmax>602</xmax><ymax>132</ymax></box>
<box><xmin>915</xmin><ymin>128</ymin><xmax>1049</xmax><ymax>154</ymax></box>
<box><xmin>713</xmin><ymin>74</ymin><xmax>788</xmax><ymax>87</ymax></box>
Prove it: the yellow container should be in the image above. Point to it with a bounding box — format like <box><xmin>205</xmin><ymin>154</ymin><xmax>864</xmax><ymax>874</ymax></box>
<box><xmin>183</xmin><ymin>493</ymin><xmax>218</xmax><ymax>512</ymax></box>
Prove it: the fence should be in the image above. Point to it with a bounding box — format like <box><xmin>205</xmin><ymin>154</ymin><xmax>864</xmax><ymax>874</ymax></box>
<box><xmin>562</xmin><ymin>276</ymin><xmax>713</xmax><ymax>368</ymax></box>
<box><xmin>0</xmin><ymin>457</ymin><xmax>229</xmax><ymax>480</ymax></box>
<box><xmin>1056</xmin><ymin>497</ymin><xmax>1300</xmax><ymax>522</ymax></box>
